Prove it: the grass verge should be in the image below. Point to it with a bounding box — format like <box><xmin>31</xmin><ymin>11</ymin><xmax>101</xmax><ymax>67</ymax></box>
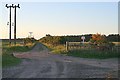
<box><xmin>63</xmin><ymin>50</ymin><xmax>120</xmax><ymax>59</ymax></box>
<box><xmin>2</xmin><ymin>43</ymin><xmax>36</xmax><ymax>67</ymax></box>
<box><xmin>42</xmin><ymin>43</ymin><xmax>120</xmax><ymax>59</ymax></box>
<box><xmin>2</xmin><ymin>53</ymin><xmax>21</xmax><ymax>67</ymax></box>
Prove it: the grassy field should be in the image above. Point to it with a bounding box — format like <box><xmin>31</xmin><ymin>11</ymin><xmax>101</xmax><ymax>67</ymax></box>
<box><xmin>2</xmin><ymin>41</ymin><xmax>36</xmax><ymax>67</ymax></box>
<box><xmin>43</xmin><ymin>42</ymin><xmax>120</xmax><ymax>59</ymax></box>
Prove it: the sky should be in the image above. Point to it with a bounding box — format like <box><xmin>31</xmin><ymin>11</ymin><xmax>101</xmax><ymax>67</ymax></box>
<box><xmin>1</xmin><ymin>0</ymin><xmax>118</xmax><ymax>39</ymax></box>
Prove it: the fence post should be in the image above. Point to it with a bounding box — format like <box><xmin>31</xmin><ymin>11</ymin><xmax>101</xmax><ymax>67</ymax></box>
<box><xmin>66</xmin><ymin>41</ymin><xmax>69</xmax><ymax>52</ymax></box>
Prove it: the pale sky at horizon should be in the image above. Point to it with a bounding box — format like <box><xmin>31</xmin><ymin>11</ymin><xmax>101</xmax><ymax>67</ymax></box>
<box><xmin>1</xmin><ymin>1</ymin><xmax>118</xmax><ymax>39</ymax></box>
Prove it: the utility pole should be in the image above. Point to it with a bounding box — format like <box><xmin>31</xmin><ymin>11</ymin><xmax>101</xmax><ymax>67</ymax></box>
<box><xmin>6</xmin><ymin>4</ymin><xmax>20</xmax><ymax>46</ymax></box>
<box><xmin>13</xmin><ymin>4</ymin><xmax>20</xmax><ymax>45</ymax></box>
<box><xmin>6</xmin><ymin>4</ymin><xmax>14</xmax><ymax>46</ymax></box>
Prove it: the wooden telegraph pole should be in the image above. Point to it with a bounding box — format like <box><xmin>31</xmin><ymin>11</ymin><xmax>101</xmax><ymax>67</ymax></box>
<box><xmin>6</xmin><ymin>4</ymin><xmax>20</xmax><ymax>46</ymax></box>
<box><xmin>6</xmin><ymin>4</ymin><xmax>14</xmax><ymax>46</ymax></box>
<box><xmin>13</xmin><ymin>4</ymin><xmax>20</xmax><ymax>45</ymax></box>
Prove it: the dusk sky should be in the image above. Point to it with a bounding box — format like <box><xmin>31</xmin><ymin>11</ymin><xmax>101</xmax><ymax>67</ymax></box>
<box><xmin>1</xmin><ymin>0</ymin><xmax>118</xmax><ymax>39</ymax></box>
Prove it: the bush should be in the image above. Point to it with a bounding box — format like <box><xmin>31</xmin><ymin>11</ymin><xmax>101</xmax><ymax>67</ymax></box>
<box><xmin>23</xmin><ymin>37</ymin><xmax>36</xmax><ymax>45</ymax></box>
<box><xmin>89</xmin><ymin>33</ymin><xmax>115</xmax><ymax>51</ymax></box>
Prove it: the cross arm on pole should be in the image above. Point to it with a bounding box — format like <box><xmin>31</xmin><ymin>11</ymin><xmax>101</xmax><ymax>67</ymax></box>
<box><xmin>5</xmin><ymin>4</ymin><xmax>14</xmax><ymax>8</ymax></box>
<box><xmin>12</xmin><ymin>4</ymin><xmax>20</xmax><ymax>8</ymax></box>
<box><xmin>5</xmin><ymin>4</ymin><xmax>9</xmax><ymax>8</ymax></box>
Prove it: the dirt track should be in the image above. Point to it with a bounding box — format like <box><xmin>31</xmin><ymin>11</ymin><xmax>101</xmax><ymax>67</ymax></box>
<box><xmin>2</xmin><ymin>43</ymin><xmax>119</xmax><ymax>78</ymax></box>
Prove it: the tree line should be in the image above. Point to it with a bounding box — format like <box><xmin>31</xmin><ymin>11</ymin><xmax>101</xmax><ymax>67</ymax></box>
<box><xmin>39</xmin><ymin>34</ymin><xmax>120</xmax><ymax>45</ymax></box>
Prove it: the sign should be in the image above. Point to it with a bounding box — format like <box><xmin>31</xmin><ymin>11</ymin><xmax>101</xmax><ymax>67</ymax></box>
<box><xmin>81</xmin><ymin>36</ymin><xmax>85</xmax><ymax>40</ymax></box>
<box><xmin>81</xmin><ymin>36</ymin><xmax>85</xmax><ymax>43</ymax></box>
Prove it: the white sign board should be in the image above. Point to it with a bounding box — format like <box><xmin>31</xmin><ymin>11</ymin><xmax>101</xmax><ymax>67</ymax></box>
<box><xmin>81</xmin><ymin>36</ymin><xmax>85</xmax><ymax>40</ymax></box>
<box><xmin>81</xmin><ymin>36</ymin><xmax>85</xmax><ymax>43</ymax></box>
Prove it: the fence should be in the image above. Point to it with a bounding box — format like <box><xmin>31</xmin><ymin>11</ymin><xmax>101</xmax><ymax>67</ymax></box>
<box><xmin>66</xmin><ymin>42</ymin><xmax>90</xmax><ymax>51</ymax></box>
<box><xmin>65</xmin><ymin>41</ymin><xmax>120</xmax><ymax>51</ymax></box>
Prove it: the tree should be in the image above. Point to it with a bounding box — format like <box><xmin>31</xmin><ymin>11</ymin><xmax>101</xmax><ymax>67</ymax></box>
<box><xmin>90</xmin><ymin>33</ymin><xmax>107</xmax><ymax>45</ymax></box>
<box><xmin>107</xmin><ymin>34</ymin><xmax>120</xmax><ymax>42</ymax></box>
<box><xmin>46</xmin><ymin>34</ymin><xmax>51</xmax><ymax>37</ymax></box>
<box><xmin>89</xmin><ymin>33</ymin><xmax>114</xmax><ymax>51</ymax></box>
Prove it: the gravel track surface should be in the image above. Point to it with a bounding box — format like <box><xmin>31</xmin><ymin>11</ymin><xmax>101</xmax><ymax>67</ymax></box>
<box><xmin>2</xmin><ymin>43</ymin><xmax>119</xmax><ymax>78</ymax></box>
